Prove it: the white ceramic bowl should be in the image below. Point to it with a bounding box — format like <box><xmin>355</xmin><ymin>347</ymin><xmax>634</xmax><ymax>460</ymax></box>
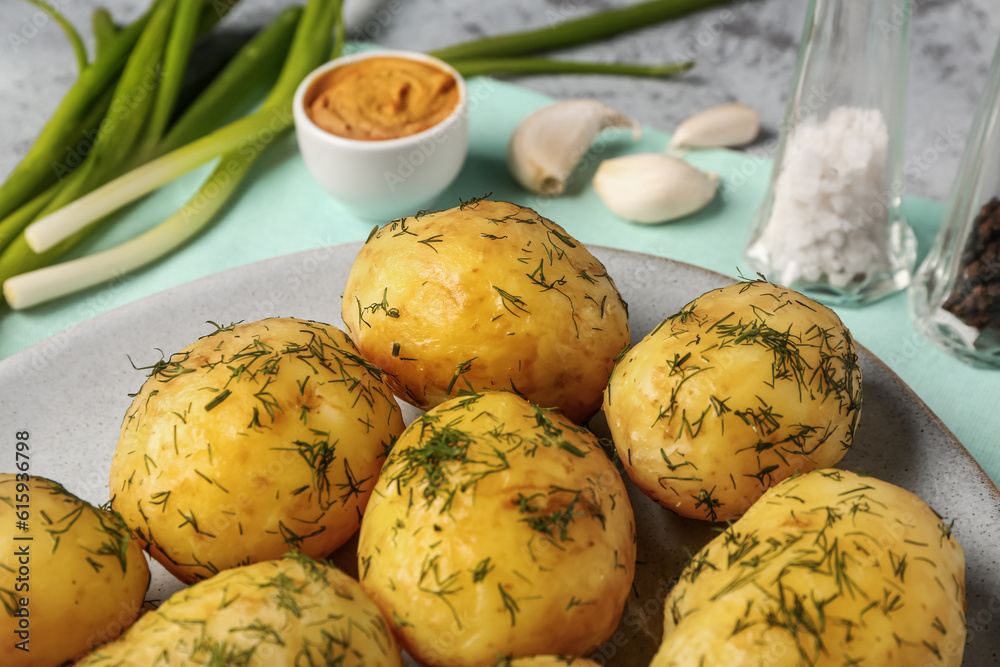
<box><xmin>293</xmin><ymin>50</ymin><xmax>469</xmax><ymax>221</ymax></box>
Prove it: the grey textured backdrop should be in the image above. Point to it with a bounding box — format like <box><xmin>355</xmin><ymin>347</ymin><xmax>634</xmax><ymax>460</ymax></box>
<box><xmin>2</xmin><ymin>0</ymin><xmax>999</xmax><ymax>200</ymax></box>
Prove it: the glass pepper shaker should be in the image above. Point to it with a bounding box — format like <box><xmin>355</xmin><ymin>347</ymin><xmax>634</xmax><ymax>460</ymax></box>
<box><xmin>910</xmin><ymin>37</ymin><xmax>1000</xmax><ymax>368</ymax></box>
<box><xmin>743</xmin><ymin>0</ymin><xmax>916</xmax><ymax>305</ymax></box>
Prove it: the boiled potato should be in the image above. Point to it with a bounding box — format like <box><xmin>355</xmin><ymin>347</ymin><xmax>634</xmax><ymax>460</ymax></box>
<box><xmin>111</xmin><ymin>318</ymin><xmax>404</xmax><ymax>583</ymax></box>
<box><xmin>0</xmin><ymin>474</ymin><xmax>149</xmax><ymax>666</ymax></box>
<box><xmin>77</xmin><ymin>555</ymin><xmax>402</xmax><ymax>666</ymax></box>
<box><xmin>651</xmin><ymin>469</ymin><xmax>966</xmax><ymax>666</ymax></box>
<box><xmin>604</xmin><ymin>280</ymin><xmax>861</xmax><ymax>521</ymax></box>
<box><xmin>342</xmin><ymin>199</ymin><xmax>630</xmax><ymax>424</ymax></box>
<box><xmin>358</xmin><ymin>391</ymin><xmax>636</xmax><ymax>666</ymax></box>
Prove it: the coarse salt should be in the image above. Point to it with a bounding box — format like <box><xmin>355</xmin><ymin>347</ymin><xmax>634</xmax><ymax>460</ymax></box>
<box><xmin>750</xmin><ymin>106</ymin><xmax>892</xmax><ymax>289</ymax></box>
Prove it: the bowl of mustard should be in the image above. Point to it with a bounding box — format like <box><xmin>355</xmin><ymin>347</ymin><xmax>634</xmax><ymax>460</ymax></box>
<box><xmin>293</xmin><ymin>49</ymin><xmax>469</xmax><ymax>221</ymax></box>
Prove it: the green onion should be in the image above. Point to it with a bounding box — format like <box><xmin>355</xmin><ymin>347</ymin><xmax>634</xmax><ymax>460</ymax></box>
<box><xmin>449</xmin><ymin>58</ymin><xmax>694</xmax><ymax>79</ymax></box>
<box><xmin>157</xmin><ymin>5</ymin><xmax>302</xmax><ymax>155</ymax></box>
<box><xmin>0</xmin><ymin>0</ymin><xmax>245</xmax><ymax>227</ymax></box>
<box><xmin>6</xmin><ymin>0</ymin><xmax>342</xmax><ymax>309</ymax></box>
<box><xmin>197</xmin><ymin>0</ymin><xmax>242</xmax><ymax>34</ymax></box>
<box><xmin>14</xmin><ymin>5</ymin><xmax>301</xmax><ymax>257</ymax></box>
<box><xmin>92</xmin><ymin>8</ymin><xmax>118</xmax><ymax>58</ymax></box>
<box><xmin>429</xmin><ymin>0</ymin><xmax>738</xmax><ymax>61</ymax></box>
<box><xmin>0</xmin><ymin>4</ymin><xmax>154</xmax><ymax>223</ymax></box>
<box><xmin>0</xmin><ymin>0</ymin><xmax>177</xmax><ymax>282</ymax></box>
<box><xmin>135</xmin><ymin>0</ymin><xmax>202</xmax><ymax>158</ymax></box>
<box><xmin>0</xmin><ymin>183</ymin><xmax>60</xmax><ymax>252</ymax></box>
<box><xmin>331</xmin><ymin>0</ymin><xmax>346</xmax><ymax>60</ymax></box>
<box><xmin>24</xmin><ymin>104</ymin><xmax>294</xmax><ymax>254</ymax></box>
<box><xmin>2</xmin><ymin>0</ymin><xmax>289</xmax><ymax>284</ymax></box>
<box><xmin>85</xmin><ymin>0</ymin><xmax>176</xmax><ymax>180</ymax></box>
<box><xmin>42</xmin><ymin>82</ymin><xmax>117</xmax><ymax>185</ymax></box>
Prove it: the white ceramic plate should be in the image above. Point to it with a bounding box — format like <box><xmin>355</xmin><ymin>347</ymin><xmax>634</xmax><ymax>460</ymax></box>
<box><xmin>2</xmin><ymin>244</ymin><xmax>997</xmax><ymax>665</ymax></box>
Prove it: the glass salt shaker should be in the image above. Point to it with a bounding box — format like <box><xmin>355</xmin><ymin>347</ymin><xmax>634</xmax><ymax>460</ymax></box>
<box><xmin>910</xmin><ymin>38</ymin><xmax>1000</xmax><ymax>368</ymax></box>
<box><xmin>743</xmin><ymin>0</ymin><xmax>916</xmax><ymax>305</ymax></box>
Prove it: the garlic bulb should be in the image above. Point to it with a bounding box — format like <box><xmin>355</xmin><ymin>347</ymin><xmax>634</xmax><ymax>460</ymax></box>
<box><xmin>507</xmin><ymin>99</ymin><xmax>639</xmax><ymax>195</ymax></box>
<box><xmin>593</xmin><ymin>153</ymin><xmax>718</xmax><ymax>224</ymax></box>
<box><xmin>667</xmin><ymin>102</ymin><xmax>760</xmax><ymax>150</ymax></box>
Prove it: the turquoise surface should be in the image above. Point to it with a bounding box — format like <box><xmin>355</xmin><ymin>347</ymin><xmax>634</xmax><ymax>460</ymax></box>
<box><xmin>1</xmin><ymin>77</ymin><xmax>996</xmax><ymax>485</ymax></box>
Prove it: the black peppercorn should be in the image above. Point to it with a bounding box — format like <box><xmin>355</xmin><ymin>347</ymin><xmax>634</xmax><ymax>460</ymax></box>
<box><xmin>943</xmin><ymin>196</ymin><xmax>1000</xmax><ymax>332</ymax></box>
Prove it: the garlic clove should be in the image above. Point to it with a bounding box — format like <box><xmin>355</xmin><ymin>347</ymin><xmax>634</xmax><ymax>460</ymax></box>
<box><xmin>667</xmin><ymin>102</ymin><xmax>760</xmax><ymax>150</ymax></box>
<box><xmin>507</xmin><ymin>99</ymin><xmax>640</xmax><ymax>196</ymax></box>
<box><xmin>593</xmin><ymin>153</ymin><xmax>718</xmax><ymax>224</ymax></box>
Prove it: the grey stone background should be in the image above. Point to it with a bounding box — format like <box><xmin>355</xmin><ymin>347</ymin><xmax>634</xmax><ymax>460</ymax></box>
<box><xmin>1</xmin><ymin>0</ymin><xmax>999</xmax><ymax>201</ymax></box>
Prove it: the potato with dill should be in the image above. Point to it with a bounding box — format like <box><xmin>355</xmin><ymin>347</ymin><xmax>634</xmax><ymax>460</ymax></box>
<box><xmin>357</xmin><ymin>390</ymin><xmax>636</xmax><ymax>666</ymax></box>
<box><xmin>0</xmin><ymin>474</ymin><xmax>149</xmax><ymax>666</ymax></box>
<box><xmin>651</xmin><ymin>469</ymin><xmax>966</xmax><ymax>666</ymax></box>
<box><xmin>604</xmin><ymin>280</ymin><xmax>861</xmax><ymax>521</ymax></box>
<box><xmin>76</xmin><ymin>554</ymin><xmax>403</xmax><ymax>666</ymax></box>
<box><xmin>342</xmin><ymin>199</ymin><xmax>630</xmax><ymax>424</ymax></box>
<box><xmin>110</xmin><ymin>318</ymin><xmax>404</xmax><ymax>583</ymax></box>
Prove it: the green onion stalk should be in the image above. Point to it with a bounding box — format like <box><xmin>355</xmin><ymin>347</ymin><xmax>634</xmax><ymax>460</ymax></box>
<box><xmin>5</xmin><ymin>0</ymin><xmax>340</xmax><ymax>309</ymax></box>
<box><xmin>0</xmin><ymin>0</ymin><xmax>183</xmax><ymax>287</ymax></box>
<box><xmin>428</xmin><ymin>0</ymin><xmax>738</xmax><ymax>61</ymax></box>
<box><xmin>0</xmin><ymin>4</ymin><xmax>153</xmax><ymax>222</ymax></box>
<box><xmin>449</xmin><ymin>58</ymin><xmax>694</xmax><ymax>79</ymax></box>
<box><xmin>0</xmin><ymin>2</ymin><xmax>302</xmax><ymax>305</ymax></box>
<box><xmin>0</xmin><ymin>83</ymin><xmax>114</xmax><ymax>252</ymax></box>
<box><xmin>4</xmin><ymin>0</ymin><xmax>739</xmax><ymax>309</ymax></box>
<box><xmin>91</xmin><ymin>8</ymin><xmax>119</xmax><ymax>58</ymax></box>
<box><xmin>0</xmin><ymin>0</ymin><xmax>244</xmax><ymax>224</ymax></box>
